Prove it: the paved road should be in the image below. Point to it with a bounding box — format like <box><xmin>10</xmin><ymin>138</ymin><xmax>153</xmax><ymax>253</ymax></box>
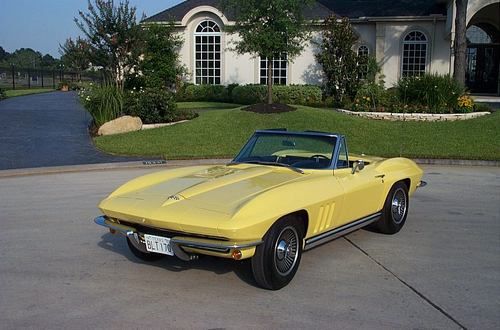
<box><xmin>0</xmin><ymin>165</ymin><xmax>498</xmax><ymax>329</ymax></box>
<box><xmin>0</xmin><ymin>92</ymin><xmax>144</xmax><ymax>170</ymax></box>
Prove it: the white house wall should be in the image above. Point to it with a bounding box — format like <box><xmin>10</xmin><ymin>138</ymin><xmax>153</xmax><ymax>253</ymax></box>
<box><xmin>172</xmin><ymin>7</ymin><xmax>454</xmax><ymax>88</ymax></box>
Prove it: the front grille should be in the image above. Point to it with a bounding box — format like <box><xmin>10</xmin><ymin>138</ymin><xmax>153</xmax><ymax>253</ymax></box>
<box><xmin>118</xmin><ymin>219</ymin><xmax>229</xmax><ymax>242</ymax></box>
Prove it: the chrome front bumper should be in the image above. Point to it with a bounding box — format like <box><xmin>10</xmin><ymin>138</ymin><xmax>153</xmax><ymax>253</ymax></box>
<box><xmin>94</xmin><ymin>216</ymin><xmax>262</xmax><ymax>261</ymax></box>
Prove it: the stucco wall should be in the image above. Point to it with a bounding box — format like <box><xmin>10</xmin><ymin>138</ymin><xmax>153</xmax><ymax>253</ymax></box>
<box><xmin>376</xmin><ymin>20</ymin><xmax>451</xmax><ymax>87</ymax></box>
<box><xmin>172</xmin><ymin>7</ymin><xmax>453</xmax><ymax>88</ymax></box>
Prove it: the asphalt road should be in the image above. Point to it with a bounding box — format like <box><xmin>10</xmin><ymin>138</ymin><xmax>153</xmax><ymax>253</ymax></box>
<box><xmin>0</xmin><ymin>92</ymin><xmax>144</xmax><ymax>170</ymax></box>
<box><xmin>0</xmin><ymin>165</ymin><xmax>498</xmax><ymax>329</ymax></box>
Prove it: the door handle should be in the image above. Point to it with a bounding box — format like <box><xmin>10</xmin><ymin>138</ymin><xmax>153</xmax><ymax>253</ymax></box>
<box><xmin>375</xmin><ymin>174</ymin><xmax>385</xmax><ymax>179</ymax></box>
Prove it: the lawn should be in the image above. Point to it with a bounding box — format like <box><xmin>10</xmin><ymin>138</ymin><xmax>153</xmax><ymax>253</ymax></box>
<box><xmin>4</xmin><ymin>88</ymin><xmax>55</xmax><ymax>98</ymax></box>
<box><xmin>94</xmin><ymin>105</ymin><xmax>500</xmax><ymax>161</ymax></box>
<box><xmin>177</xmin><ymin>101</ymin><xmax>242</xmax><ymax>110</ymax></box>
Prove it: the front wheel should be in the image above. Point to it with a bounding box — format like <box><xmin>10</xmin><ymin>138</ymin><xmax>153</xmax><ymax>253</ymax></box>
<box><xmin>251</xmin><ymin>216</ymin><xmax>304</xmax><ymax>290</ymax></box>
<box><xmin>375</xmin><ymin>182</ymin><xmax>409</xmax><ymax>234</ymax></box>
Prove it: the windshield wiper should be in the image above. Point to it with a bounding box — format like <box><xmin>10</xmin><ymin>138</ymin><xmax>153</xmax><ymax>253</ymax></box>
<box><xmin>227</xmin><ymin>161</ymin><xmax>304</xmax><ymax>174</ymax></box>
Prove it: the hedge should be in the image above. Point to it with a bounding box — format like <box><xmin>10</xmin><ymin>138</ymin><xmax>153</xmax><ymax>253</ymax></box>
<box><xmin>232</xmin><ymin>84</ymin><xmax>322</xmax><ymax>106</ymax></box>
<box><xmin>177</xmin><ymin>84</ymin><xmax>230</xmax><ymax>102</ymax></box>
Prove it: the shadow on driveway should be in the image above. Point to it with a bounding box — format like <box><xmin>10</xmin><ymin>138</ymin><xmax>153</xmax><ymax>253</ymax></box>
<box><xmin>0</xmin><ymin>91</ymin><xmax>152</xmax><ymax>170</ymax></box>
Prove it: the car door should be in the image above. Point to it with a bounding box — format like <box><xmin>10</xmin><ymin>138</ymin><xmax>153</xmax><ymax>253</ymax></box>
<box><xmin>332</xmin><ymin>138</ymin><xmax>385</xmax><ymax>227</ymax></box>
<box><xmin>334</xmin><ymin>166</ymin><xmax>385</xmax><ymax>227</ymax></box>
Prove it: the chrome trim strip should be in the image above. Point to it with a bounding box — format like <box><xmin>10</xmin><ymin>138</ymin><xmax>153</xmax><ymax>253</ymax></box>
<box><xmin>94</xmin><ymin>216</ymin><xmax>135</xmax><ymax>235</ymax></box>
<box><xmin>171</xmin><ymin>238</ymin><xmax>263</xmax><ymax>253</ymax></box>
<box><xmin>304</xmin><ymin>212</ymin><xmax>382</xmax><ymax>250</ymax></box>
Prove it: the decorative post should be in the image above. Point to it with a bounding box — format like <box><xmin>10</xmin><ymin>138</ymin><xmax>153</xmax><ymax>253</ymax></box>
<box><xmin>11</xmin><ymin>64</ymin><xmax>15</xmax><ymax>90</ymax></box>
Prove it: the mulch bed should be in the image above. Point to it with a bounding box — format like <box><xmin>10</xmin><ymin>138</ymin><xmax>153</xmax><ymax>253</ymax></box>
<box><xmin>242</xmin><ymin>103</ymin><xmax>296</xmax><ymax>114</ymax></box>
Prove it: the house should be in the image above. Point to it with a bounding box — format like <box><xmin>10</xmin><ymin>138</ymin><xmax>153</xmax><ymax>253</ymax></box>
<box><xmin>144</xmin><ymin>0</ymin><xmax>500</xmax><ymax>95</ymax></box>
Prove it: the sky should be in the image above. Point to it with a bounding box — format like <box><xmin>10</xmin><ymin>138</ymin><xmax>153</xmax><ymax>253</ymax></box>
<box><xmin>0</xmin><ymin>0</ymin><xmax>184</xmax><ymax>58</ymax></box>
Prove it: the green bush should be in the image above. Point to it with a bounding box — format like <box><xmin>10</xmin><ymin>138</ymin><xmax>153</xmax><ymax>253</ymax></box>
<box><xmin>232</xmin><ymin>84</ymin><xmax>322</xmax><ymax>106</ymax></box>
<box><xmin>0</xmin><ymin>87</ymin><xmax>6</xmax><ymax>100</ymax></box>
<box><xmin>79</xmin><ymin>84</ymin><xmax>123</xmax><ymax>127</ymax></box>
<box><xmin>125</xmin><ymin>87</ymin><xmax>197</xmax><ymax>124</ymax></box>
<box><xmin>474</xmin><ymin>103</ymin><xmax>492</xmax><ymax>112</ymax></box>
<box><xmin>396</xmin><ymin>74</ymin><xmax>464</xmax><ymax>113</ymax></box>
<box><xmin>351</xmin><ymin>81</ymin><xmax>396</xmax><ymax>112</ymax></box>
<box><xmin>178</xmin><ymin>84</ymin><xmax>230</xmax><ymax>102</ymax></box>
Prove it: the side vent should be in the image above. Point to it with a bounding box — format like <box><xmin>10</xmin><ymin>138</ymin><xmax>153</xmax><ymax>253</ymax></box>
<box><xmin>314</xmin><ymin>203</ymin><xmax>335</xmax><ymax>233</ymax></box>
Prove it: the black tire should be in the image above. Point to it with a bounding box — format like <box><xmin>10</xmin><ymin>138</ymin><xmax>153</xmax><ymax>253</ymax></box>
<box><xmin>251</xmin><ymin>216</ymin><xmax>304</xmax><ymax>290</ymax></box>
<box><xmin>126</xmin><ymin>237</ymin><xmax>165</xmax><ymax>261</ymax></box>
<box><xmin>375</xmin><ymin>182</ymin><xmax>409</xmax><ymax>234</ymax></box>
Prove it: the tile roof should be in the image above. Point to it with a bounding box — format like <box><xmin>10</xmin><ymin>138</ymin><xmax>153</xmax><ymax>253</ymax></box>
<box><xmin>143</xmin><ymin>0</ymin><xmax>447</xmax><ymax>23</ymax></box>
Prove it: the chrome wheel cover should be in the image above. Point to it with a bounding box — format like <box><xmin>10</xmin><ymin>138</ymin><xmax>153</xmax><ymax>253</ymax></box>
<box><xmin>391</xmin><ymin>188</ymin><xmax>407</xmax><ymax>224</ymax></box>
<box><xmin>273</xmin><ymin>226</ymin><xmax>299</xmax><ymax>276</ymax></box>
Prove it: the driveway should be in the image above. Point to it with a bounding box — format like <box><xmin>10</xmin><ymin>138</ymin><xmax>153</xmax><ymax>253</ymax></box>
<box><xmin>0</xmin><ymin>91</ymin><xmax>146</xmax><ymax>170</ymax></box>
<box><xmin>0</xmin><ymin>165</ymin><xmax>498</xmax><ymax>329</ymax></box>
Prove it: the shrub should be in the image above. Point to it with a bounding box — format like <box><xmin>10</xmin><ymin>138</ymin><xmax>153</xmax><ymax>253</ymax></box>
<box><xmin>351</xmin><ymin>81</ymin><xmax>396</xmax><ymax>112</ymax></box>
<box><xmin>232</xmin><ymin>84</ymin><xmax>322</xmax><ymax>106</ymax></box>
<box><xmin>178</xmin><ymin>84</ymin><xmax>230</xmax><ymax>102</ymax></box>
<box><xmin>79</xmin><ymin>83</ymin><xmax>123</xmax><ymax>127</ymax></box>
<box><xmin>396</xmin><ymin>74</ymin><xmax>464</xmax><ymax>113</ymax></box>
<box><xmin>474</xmin><ymin>103</ymin><xmax>492</xmax><ymax>112</ymax></box>
<box><xmin>125</xmin><ymin>87</ymin><xmax>197</xmax><ymax>124</ymax></box>
<box><xmin>0</xmin><ymin>87</ymin><xmax>6</xmax><ymax>100</ymax></box>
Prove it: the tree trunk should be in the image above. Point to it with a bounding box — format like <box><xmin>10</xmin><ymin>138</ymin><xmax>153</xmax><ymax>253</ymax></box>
<box><xmin>453</xmin><ymin>0</ymin><xmax>468</xmax><ymax>88</ymax></box>
<box><xmin>267</xmin><ymin>58</ymin><xmax>273</xmax><ymax>105</ymax></box>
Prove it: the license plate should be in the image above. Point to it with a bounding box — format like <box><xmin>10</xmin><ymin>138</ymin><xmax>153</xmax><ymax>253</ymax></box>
<box><xmin>144</xmin><ymin>234</ymin><xmax>174</xmax><ymax>256</ymax></box>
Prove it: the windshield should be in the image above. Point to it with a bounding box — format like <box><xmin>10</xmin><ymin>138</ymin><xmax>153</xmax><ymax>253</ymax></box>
<box><xmin>233</xmin><ymin>132</ymin><xmax>337</xmax><ymax>169</ymax></box>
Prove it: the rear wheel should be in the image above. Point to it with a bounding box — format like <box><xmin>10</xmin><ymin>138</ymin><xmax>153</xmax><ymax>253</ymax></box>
<box><xmin>251</xmin><ymin>216</ymin><xmax>304</xmax><ymax>290</ymax></box>
<box><xmin>375</xmin><ymin>182</ymin><xmax>409</xmax><ymax>234</ymax></box>
<box><xmin>126</xmin><ymin>237</ymin><xmax>164</xmax><ymax>261</ymax></box>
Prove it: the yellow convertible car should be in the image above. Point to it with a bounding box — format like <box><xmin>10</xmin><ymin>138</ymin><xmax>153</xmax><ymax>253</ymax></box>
<box><xmin>95</xmin><ymin>129</ymin><xmax>425</xmax><ymax>290</ymax></box>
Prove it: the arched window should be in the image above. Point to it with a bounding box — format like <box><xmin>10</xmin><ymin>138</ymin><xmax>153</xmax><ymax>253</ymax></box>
<box><xmin>194</xmin><ymin>20</ymin><xmax>221</xmax><ymax>84</ymax></box>
<box><xmin>357</xmin><ymin>45</ymin><xmax>369</xmax><ymax>57</ymax></box>
<box><xmin>401</xmin><ymin>30</ymin><xmax>428</xmax><ymax>77</ymax></box>
<box><xmin>357</xmin><ymin>45</ymin><xmax>370</xmax><ymax>79</ymax></box>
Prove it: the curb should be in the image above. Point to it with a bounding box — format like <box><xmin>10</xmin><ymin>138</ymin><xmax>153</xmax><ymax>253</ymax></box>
<box><xmin>0</xmin><ymin>159</ymin><xmax>231</xmax><ymax>178</ymax></box>
<box><xmin>0</xmin><ymin>158</ymin><xmax>497</xmax><ymax>179</ymax></box>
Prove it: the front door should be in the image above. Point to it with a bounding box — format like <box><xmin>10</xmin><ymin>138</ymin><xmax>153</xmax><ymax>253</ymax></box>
<box><xmin>466</xmin><ymin>44</ymin><xmax>500</xmax><ymax>94</ymax></box>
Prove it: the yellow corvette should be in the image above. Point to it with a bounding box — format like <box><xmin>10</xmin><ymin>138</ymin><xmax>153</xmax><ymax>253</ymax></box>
<box><xmin>95</xmin><ymin>130</ymin><xmax>425</xmax><ymax>290</ymax></box>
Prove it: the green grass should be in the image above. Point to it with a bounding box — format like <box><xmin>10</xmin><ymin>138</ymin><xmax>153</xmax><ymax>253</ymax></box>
<box><xmin>177</xmin><ymin>101</ymin><xmax>242</xmax><ymax>110</ymax></box>
<box><xmin>4</xmin><ymin>88</ymin><xmax>55</xmax><ymax>98</ymax></box>
<box><xmin>94</xmin><ymin>106</ymin><xmax>500</xmax><ymax>160</ymax></box>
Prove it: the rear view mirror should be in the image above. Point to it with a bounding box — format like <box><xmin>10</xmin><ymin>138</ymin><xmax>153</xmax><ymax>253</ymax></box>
<box><xmin>351</xmin><ymin>160</ymin><xmax>365</xmax><ymax>174</ymax></box>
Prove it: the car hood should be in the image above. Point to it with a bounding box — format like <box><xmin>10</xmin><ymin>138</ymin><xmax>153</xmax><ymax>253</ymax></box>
<box><xmin>99</xmin><ymin>165</ymin><xmax>304</xmax><ymax>232</ymax></box>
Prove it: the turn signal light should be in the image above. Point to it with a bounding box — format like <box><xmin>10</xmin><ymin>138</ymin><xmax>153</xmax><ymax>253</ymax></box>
<box><xmin>231</xmin><ymin>249</ymin><xmax>242</xmax><ymax>260</ymax></box>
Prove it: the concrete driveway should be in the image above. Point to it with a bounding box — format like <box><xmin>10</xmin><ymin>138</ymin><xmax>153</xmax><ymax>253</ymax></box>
<box><xmin>0</xmin><ymin>165</ymin><xmax>498</xmax><ymax>329</ymax></box>
<box><xmin>0</xmin><ymin>92</ymin><xmax>145</xmax><ymax>170</ymax></box>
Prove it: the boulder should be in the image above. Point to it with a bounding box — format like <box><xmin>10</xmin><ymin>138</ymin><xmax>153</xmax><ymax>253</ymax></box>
<box><xmin>97</xmin><ymin>116</ymin><xmax>142</xmax><ymax>136</ymax></box>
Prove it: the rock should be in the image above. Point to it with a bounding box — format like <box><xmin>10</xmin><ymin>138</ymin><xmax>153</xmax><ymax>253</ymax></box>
<box><xmin>97</xmin><ymin>116</ymin><xmax>142</xmax><ymax>136</ymax></box>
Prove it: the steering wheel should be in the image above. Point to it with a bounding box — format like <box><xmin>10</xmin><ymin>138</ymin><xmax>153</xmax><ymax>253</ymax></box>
<box><xmin>309</xmin><ymin>154</ymin><xmax>329</xmax><ymax>162</ymax></box>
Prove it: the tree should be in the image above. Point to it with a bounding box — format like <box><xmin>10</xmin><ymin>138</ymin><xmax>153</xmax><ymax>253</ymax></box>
<box><xmin>223</xmin><ymin>0</ymin><xmax>312</xmax><ymax>105</ymax></box>
<box><xmin>74</xmin><ymin>0</ymin><xmax>142</xmax><ymax>90</ymax></box>
<box><xmin>60</xmin><ymin>37</ymin><xmax>91</xmax><ymax>79</ymax></box>
<box><xmin>7</xmin><ymin>48</ymin><xmax>42</xmax><ymax>68</ymax></box>
<box><xmin>41</xmin><ymin>54</ymin><xmax>59</xmax><ymax>68</ymax></box>
<box><xmin>134</xmin><ymin>23</ymin><xmax>185</xmax><ymax>89</ymax></box>
<box><xmin>316</xmin><ymin>16</ymin><xmax>361</xmax><ymax>105</ymax></box>
<box><xmin>0</xmin><ymin>46</ymin><xmax>9</xmax><ymax>62</ymax></box>
<box><xmin>453</xmin><ymin>0</ymin><xmax>468</xmax><ymax>87</ymax></box>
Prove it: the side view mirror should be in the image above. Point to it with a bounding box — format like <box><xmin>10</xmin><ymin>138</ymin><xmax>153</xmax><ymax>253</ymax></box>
<box><xmin>351</xmin><ymin>160</ymin><xmax>365</xmax><ymax>174</ymax></box>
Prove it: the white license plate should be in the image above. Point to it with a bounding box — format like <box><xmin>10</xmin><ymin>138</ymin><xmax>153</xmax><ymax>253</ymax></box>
<box><xmin>144</xmin><ymin>234</ymin><xmax>174</xmax><ymax>256</ymax></box>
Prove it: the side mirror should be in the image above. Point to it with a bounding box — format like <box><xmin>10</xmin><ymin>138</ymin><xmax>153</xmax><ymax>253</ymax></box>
<box><xmin>351</xmin><ymin>160</ymin><xmax>365</xmax><ymax>174</ymax></box>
